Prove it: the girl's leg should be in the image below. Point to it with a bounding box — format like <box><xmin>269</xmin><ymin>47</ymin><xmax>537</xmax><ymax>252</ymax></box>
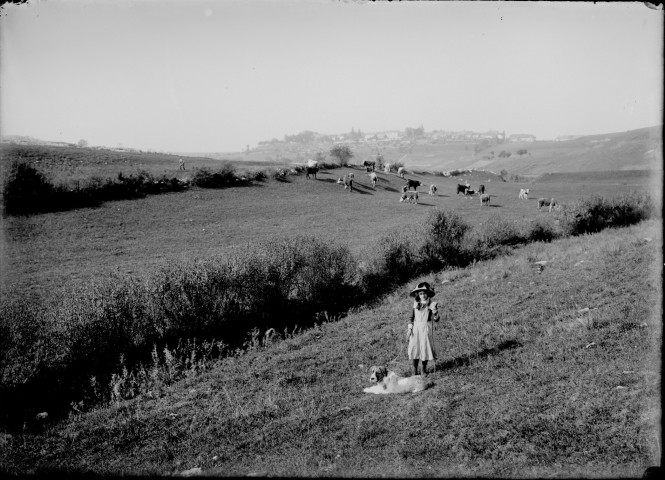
<box><xmin>422</xmin><ymin>360</ymin><xmax>428</xmax><ymax>376</ymax></box>
<box><xmin>412</xmin><ymin>359</ymin><xmax>419</xmax><ymax>376</ymax></box>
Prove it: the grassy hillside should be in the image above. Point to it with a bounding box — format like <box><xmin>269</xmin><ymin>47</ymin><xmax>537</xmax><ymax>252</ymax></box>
<box><xmin>2</xmin><ymin>166</ymin><xmax>657</xmax><ymax>302</ymax></box>
<box><xmin>196</xmin><ymin>125</ymin><xmax>662</xmax><ymax>176</ymax></box>
<box><xmin>470</xmin><ymin>126</ymin><xmax>663</xmax><ymax>177</ymax></box>
<box><xmin>1</xmin><ymin>219</ymin><xmax>660</xmax><ymax>477</ymax></box>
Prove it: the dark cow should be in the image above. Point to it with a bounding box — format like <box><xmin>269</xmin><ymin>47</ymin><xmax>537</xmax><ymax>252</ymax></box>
<box><xmin>305</xmin><ymin>166</ymin><xmax>319</xmax><ymax>179</ymax></box>
<box><xmin>479</xmin><ymin>184</ymin><xmax>485</xmax><ymax>194</ymax></box>
<box><xmin>456</xmin><ymin>184</ymin><xmax>469</xmax><ymax>195</ymax></box>
<box><xmin>363</xmin><ymin>160</ymin><xmax>376</xmax><ymax>172</ymax></box>
<box><xmin>406</xmin><ymin>179</ymin><xmax>422</xmax><ymax>191</ymax></box>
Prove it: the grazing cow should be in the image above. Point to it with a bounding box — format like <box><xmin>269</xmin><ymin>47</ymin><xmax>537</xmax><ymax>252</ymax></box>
<box><xmin>384</xmin><ymin>163</ymin><xmax>392</xmax><ymax>173</ymax></box>
<box><xmin>479</xmin><ymin>184</ymin><xmax>485</xmax><ymax>194</ymax></box>
<box><xmin>428</xmin><ymin>184</ymin><xmax>437</xmax><ymax>196</ymax></box>
<box><xmin>338</xmin><ymin>173</ymin><xmax>354</xmax><ymax>191</ymax></box>
<box><xmin>480</xmin><ymin>194</ymin><xmax>491</xmax><ymax>206</ymax></box>
<box><xmin>456</xmin><ymin>184</ymin><xmax>469</xmax><ymax>195</ymax></box>
<box><xmin>537</xmin><ymin>198</ymin><xmax>558</xmax><ymax>212</ymax></box>
<box><xmin>369</xmin><ymin>171</ymin><xmax>377</xmax><ymax>188</ymax></box>
<box><xmin>400</xmin><ymin>191</ymin><xmax>419</xmax><ymax>204</ymax></box>
<box><xmin>406</xmin><ymin>179</ymin><xmax>421</xmax><ymax>191</ymax></box>
<box><xmin>519</xmin><ymin>188</ymin><xmax>530</xmax><ymax>200</ymax></box>
<box><xmin>305</xmin><ymin>166</ymin><xmax>319</xmax><ymax>179</ymax></box>
<box><xmin>363</xmin><ymin>160</ymin><xmax>376</xmax><ymax>172</ymax></box>
<box><xmin>464</xmin><ymin>188</ymin><xmax>475</xmax><ymax>196</ymax></box>
<box><xmin>398</xmin><ymin>167</ymin><xmax>405</xmax><ymax>178</ymax></box>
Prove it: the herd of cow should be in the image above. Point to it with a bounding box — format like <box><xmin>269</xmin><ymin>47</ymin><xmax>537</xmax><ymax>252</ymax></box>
<box><xmin>303</xmin><ymin>160</ymin><xmax>559</xmax><ymax>211</ymax></box>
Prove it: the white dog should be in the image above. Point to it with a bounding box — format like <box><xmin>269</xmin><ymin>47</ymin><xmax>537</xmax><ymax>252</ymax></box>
<box><xmin>363</xmin><ymin>366</ymin><xmax>431</xmax><ymax>394</ymax></box>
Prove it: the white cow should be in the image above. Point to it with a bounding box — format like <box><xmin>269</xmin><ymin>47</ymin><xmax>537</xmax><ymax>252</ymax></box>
<box><xmin>397</xmin><ymin>167</ymin><xmax>405</xmax><ymax>178</ymax></box>
<box><xmin>428</xmin><ymin>184</ymin><xmax>437</xmax><ymax>196</ymax></box>
<box><xmin>480</xmin><ymin>194</ymin><xmax>491</xmax><ymax>206</ymax></box>
<box><xmin>369</xmin><ymin>171</ymin><xmax>377</xmax><ymax>188</ymax></box>
<box><xmin>519</xmin><ymin>188</ymin><xmax>530</xmax><ymax>200</ymax></box>
<box><xmin>384</xmin><ymin>163</ymin><xmax>392</xmax><ymax>173</ymax></box>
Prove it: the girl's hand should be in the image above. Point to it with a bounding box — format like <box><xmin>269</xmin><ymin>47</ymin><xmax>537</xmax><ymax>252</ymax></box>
<box><xmin>429</xmin><ymin>301</ymin><xmax>438</xmax><ymax>312</ymax></box>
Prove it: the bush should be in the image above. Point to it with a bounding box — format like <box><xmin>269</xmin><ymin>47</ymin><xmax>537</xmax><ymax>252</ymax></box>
<box><xmin>0</xmin><ymin>235</ymin><xmax>358</xmax><ymax>423</ymax></box>
<box><xmin>462</xmin><ymin>216</ymin><xmax>527</xmax><ymax>261</ymax></box>
<box><xmin>524</xmin><ymin>216</ymin><xmax>563</xmax><ymax>243</ymax></box>
<box><xmin>358</xmin><ymin>229</ymin><xmax>419</xmax><ymax>292</ymax></box>
<box><xmin>417</xmin><ymin>209</ymin><xmax>470</xmax><ymax>269</ymax></box>
<box><xmin>190</xmin><ymin>163</ymin><xmax>238</xmax><ymax>188</ymax></box>
<box><xmin>554</xmin><ymin>192</ymin><xmax>655</xmax><ymax>236</ymax></box>
<box><xmin>2</xmin><ymin>163</ymin><xmax>191</xmax><ymax>216</ymax></box>
<box><xmin>2</xmin><ymin>161</ymin><xmax>54</xmax><ymax>215</ymax></box>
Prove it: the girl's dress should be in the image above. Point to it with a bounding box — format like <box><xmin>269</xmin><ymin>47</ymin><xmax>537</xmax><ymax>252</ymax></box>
<box><xmin>407</xmin><ymin>300</ymin><xmax>437</xmax><ymax>361</ymax></box>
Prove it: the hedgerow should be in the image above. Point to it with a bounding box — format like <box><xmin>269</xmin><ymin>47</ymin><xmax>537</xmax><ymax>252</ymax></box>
<box><xmin>1</xmin><ymin>162</ymin><xmax>190</xmax><ymax>215</ymax></box>
<box><xmin>0</xmin><ymin>191</ymin><xmax>656</xmax><ymax>430</ymax></box>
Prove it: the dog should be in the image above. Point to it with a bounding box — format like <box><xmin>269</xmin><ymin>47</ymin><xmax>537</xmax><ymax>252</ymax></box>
<box><xmin>363</xmin><ymin>365</ymin><xmax>431</xmax><ymax>394</ymax></box>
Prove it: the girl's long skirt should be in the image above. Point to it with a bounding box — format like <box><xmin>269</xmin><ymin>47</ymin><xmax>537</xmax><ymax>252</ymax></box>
<box><xmin>407</xmin><ymin>310</ymin><xmax>436</xmax><ymax>361</ymax></box>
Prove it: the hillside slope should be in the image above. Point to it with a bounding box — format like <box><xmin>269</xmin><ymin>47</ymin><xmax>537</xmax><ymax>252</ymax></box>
<box><xmin>2</xmin><ymin>220</ymin><xmax>661</xmax><ymax>477</ymax></box>
<box><xmin>466</xmin><ymin>126</ymin><xmax>663</xmax><ymax>176</ymax></box>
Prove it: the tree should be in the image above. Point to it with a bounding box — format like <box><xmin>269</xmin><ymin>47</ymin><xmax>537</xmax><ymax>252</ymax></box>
<box><xmin>77</xmin><ymin>139</ymin><xmax>88</xmax><ymax>148</ymax></box>
<box><xmin>330</xmin><ymin>145</ymin><xmax>353</xmax><ymax>167</ymax></box>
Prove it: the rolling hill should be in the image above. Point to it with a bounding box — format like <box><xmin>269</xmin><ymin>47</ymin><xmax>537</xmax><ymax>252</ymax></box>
<box><xmin>464</xmin><ymin>126</ymin><xmax>663</xmax><ymax>176</ymax></box>
<box><xmin>183</xmin><ymin>126</ymin><xmax>662</xmax><ymax>177</ymax></box>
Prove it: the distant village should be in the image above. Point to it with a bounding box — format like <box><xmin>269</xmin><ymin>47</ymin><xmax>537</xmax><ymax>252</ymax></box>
<box><xmin>1</xmin><ymin>129</ymin><xmax>582</xmax><ymax>156</ymax></box>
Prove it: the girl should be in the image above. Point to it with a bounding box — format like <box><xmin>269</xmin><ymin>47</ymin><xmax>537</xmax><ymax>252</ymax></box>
<box><xmin>407</xmin><ymin>281</ymin><xmax>440</xmax><ymax>376</ymax></box>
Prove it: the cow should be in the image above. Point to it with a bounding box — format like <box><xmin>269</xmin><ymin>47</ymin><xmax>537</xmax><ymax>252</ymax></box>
<box><xmin>480</xmin><ymin>193</ymin><xmax>491</xmax><ymax>206</ymax></box>
<box><xmin>384</xmin><ymin>163</ymin><xmax>392</xmax><ymax>173</ymax></box>
<box><xmin>537</xmin><ymin>198</ymin><xmax>557</xmax><ymax>211</ymax></box>
<box><xmin>338</xmin><ymin>173</ymin><xmax>354</xmax><ymax>191</ymax></box>
<box><xmin>465</xmin><ymin>188</ymin><xmax>475</xmax><ymax>196</ymax></box>
<box><xmin>428</xmin><ymin>184</ymin><xmax>437</xmax><ymax>196</ymax></box>
<box><xmin>456</xmin><ymin>184</ymin><xmax>469</xmax><ymax>195</ymax></box>
<box><xmin>369</xmin><ymin>171</ymin><xmax>377</xmax><ymax>188</ymax></box>
<box><xmin>519</xmin><ymin>188</ymin><xmax>530</xmax><ymax>200</ymax></box>
<box><xmin>178</xmin><ymin>158</ymin><xmax>186</xmax><ymax>171</ymax></box>
<box><xmin>479</xmin><ymin>184</ymin><xmax>485</xmax><ymax>194</ymax></box>
<box><xmin>305</xmin><ymin>166</ymin><xmax>319</xmax><ymax>179</ymax></box>
<box><xmin>363</xmin><ymin>160</ymin><xmax>376</xmax><ymax>172</ymax></box>
<box><xmin>397</xmin><ymin>167</ymin><xmax>405</xmax><ymax>178</ymax></box>
<box><xmin>406</xmin><ymin>179</ymin><xmax>421</xmax><ymax>191</ymax></box>
<box><xmin>400</xmin><ymin>191</ymin><xmax>419</xmax><ymax>204</ymax></box>
<box><xmin>401</xmin><ymin>185</ymin><xmax>408</xmax><ymax>193</ymax></box>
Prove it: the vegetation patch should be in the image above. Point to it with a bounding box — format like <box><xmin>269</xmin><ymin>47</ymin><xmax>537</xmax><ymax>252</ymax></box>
<box><xmin>0</xmin><ymin>219</ymin><xmax>659</xmax><ymax>477</ymax></box>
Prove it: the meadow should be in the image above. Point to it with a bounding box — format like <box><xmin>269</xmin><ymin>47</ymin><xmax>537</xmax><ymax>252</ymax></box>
<box><xmin>1</xmin><ymin>219</ymin><xmax>661</xmax><ymax>477</ymax></box>
<box><xmin>1</xmin><ymin>159</ymin><xmax>657</xmax><ymax>300</ymax></box>
<box><xmin>0</xmin><ymin>146</ymin><xmax>662</xmax><ymax>476</ymax></box>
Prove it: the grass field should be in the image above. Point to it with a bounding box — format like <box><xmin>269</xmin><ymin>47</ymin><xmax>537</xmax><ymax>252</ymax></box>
<box><xmin>1</xmin><ymin>218</ymin><xmax>661</xmax><ymax>477</ymax></box>
<box><xmin>0</xmin><ymin>146</ymin><xmax>662</xmax><ymax>476</ymax></box>
<box><xmin>1</xmin><ymin>162</ymin><xmax>659</xmax><ymax>301</ymax></box>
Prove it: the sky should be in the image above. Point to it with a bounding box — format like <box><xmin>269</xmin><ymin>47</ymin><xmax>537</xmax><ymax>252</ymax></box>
<box><xmin>1</xmin><ymin>0</ymin><xmax>663</xmax><ymax>153</ymax></box>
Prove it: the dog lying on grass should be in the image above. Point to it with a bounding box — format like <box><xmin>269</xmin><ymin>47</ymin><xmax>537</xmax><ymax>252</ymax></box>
<box><xmin>363</xmin><ymin>365</ymin><xmax>431</xmax><ymax>394</ymax></box>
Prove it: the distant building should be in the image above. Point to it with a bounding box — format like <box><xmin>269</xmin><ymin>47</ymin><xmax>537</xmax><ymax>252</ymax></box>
<box><xmin>508</xmin><ymin>134</ymin><xmax>536</xmax><ymax>142</ymax></box>
<box><xmin>554</xmin><ymin>135</ymin><xmax>582</xmax><ymax>142</ymax></box>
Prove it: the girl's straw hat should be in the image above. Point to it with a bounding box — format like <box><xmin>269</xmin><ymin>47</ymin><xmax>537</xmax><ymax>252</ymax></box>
<box><xmin>409</xmin><ymin>281</ymin><xmax>435</xmax><ymax>298</ymax></box>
